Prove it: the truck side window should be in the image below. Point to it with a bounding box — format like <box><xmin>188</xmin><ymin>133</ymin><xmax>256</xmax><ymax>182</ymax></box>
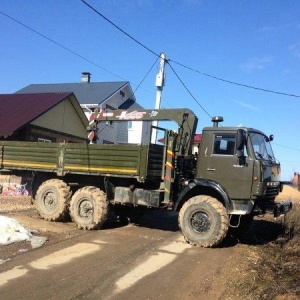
<box><xmin>213</xmin><ymin>135</ymin><xmax>236</xmax><ymax>155</ymax></box>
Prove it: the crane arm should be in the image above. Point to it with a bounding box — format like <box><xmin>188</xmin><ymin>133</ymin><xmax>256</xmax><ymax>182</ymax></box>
<box><xmin>88</xmin><ymin>108</ymin><xmax>198</xmax><ymax>156</ymax></box>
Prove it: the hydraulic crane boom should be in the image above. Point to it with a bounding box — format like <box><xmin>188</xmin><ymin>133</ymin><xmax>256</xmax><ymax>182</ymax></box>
<box><xmin>88</xmin><ymin>108</ymin><xmax>198</xmax><ymax>156</ymax></box>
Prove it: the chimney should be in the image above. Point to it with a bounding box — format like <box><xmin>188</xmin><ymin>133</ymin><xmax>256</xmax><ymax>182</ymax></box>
<box><xmin>81</xmin><ymin>72</ymin><xmax>91</xmax><ymax>83</ymax></box>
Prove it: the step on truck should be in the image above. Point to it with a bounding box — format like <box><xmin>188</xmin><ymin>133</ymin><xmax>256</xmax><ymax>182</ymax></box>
<box><xmin>0</xmin><ymin>108</ymin><xmax>292</xmax><ymax>247</ymax></box>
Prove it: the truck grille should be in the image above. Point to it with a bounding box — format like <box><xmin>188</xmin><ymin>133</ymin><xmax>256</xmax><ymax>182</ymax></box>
<box><xmin>265</xmin><ymin>186</ymin><xmax>279</xmax><ymax>198</ymax></box>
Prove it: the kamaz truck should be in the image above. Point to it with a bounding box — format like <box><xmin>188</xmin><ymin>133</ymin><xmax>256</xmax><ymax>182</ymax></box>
<box><xmin>0</xmin><ymin>108</ymin><xmax>292</xmax><ymax>247</ymax></box>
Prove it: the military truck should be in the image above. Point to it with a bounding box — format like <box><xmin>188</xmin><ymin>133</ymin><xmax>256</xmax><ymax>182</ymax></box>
<box><xmin>0</xmin><ymin>108</ymin><xmax>292</xmax><ymax>247</ymax></box>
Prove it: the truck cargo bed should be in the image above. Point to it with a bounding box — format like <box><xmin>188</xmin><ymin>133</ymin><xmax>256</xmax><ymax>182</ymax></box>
<box><xmin>0</xmin><ymin>141</ymin><xmax>164</xmax><ymax>182</ymax></box>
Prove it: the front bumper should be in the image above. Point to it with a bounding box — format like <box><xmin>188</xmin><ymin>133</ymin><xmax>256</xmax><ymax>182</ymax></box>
<box><xmin>274</xmin><ymin>200</ymin><xmax>293</xmax><ymax>217</ymax></box>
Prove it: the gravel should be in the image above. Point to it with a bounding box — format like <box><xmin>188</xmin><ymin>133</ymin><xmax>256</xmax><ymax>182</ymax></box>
<box><xmin>0</xmin><ymin>195</ymin><xmax>33</xmax><ymax>213</ymax></box>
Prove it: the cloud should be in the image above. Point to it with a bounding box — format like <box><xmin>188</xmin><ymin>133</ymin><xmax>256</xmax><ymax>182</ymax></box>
<box><xmin>259</xmin><ymin>26</ymin><xmax>281</xmax><ymax>32</ymax></box>
<box><xmin>289</xmin><ymin>42</ymin><xmax>300</xmax><ymax>58</ymax></box>
<box><xmin>240</xmin><ymin>56</ymin><xmax>274</xmax><ymax>73</ymax></box>
<box><xmin>258</xmin><ymin>23</ymin><xmax>295</xmax><ymax>32</ymax></box>
<box><xmin>234</xmin><ymin>100</ymin><xmax>261</xmax><ymax>111</ymax></box>
<box><xmin>282</xmin><ymin>69</ymin><xmax>291</xmax><ymax>75</ymax></box>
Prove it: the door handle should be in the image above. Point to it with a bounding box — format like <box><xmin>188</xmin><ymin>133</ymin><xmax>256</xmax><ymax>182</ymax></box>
<box><xmin>207</xmin><ymin>168</ymin><xmax>215</xmax><ymax>171</ymax></box>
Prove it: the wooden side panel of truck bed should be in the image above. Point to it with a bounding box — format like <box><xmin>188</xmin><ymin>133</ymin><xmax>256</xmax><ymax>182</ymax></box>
<box><xmin>0</xmin><ymin>141</ymin><xmax>59</xmax><ymax>172</ymax></box>
<box><xmin>62</xmin><ymin>143</ymin><xmax>144</xmax><ymax>177</ymax></box>
<box><xmin>0</xmin><ymin>141</ymin><xmax>154</xmax><ymax>181</ymax></box>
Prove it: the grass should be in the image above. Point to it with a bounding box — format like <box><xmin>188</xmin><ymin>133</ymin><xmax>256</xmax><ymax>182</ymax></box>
<box><xmin>227</xmin><ymin>185</ymin><xmax>300</xmax><ymax>300</ymax></box>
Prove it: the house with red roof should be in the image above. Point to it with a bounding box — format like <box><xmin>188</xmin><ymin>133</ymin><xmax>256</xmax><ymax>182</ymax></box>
<box><xmin>17</xmin><ymin>72</ymin><xmax>151</xmax><ymax>145</ymax></box>
<box><xmin>0</xmin><ymin>92</ymin><xmax>88</xmax><ymax>143</ymax></box>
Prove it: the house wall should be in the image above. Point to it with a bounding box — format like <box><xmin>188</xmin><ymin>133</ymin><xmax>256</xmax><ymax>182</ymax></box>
<box><xmin>127</xmin><ymin>121</ymin><xmax>142</xmax><ymax>144</ymax></box>
<box><xmin>193</xmin><ymin>144</ymin><xmax>199</xmax><ymax>154</ymax></box>
<box><xmin>118</xmin><ymin>101</ymin><xmax>151</xmax><ymax>145</ymax></box>
<box><xmin>31</xmin><ymin>98</ymin><xmax>88</xmax><ymax>139</ymax></box>
<box><xmin>28</xmin><ymin>125</ymin><xmax>87</xmax><ymax>143</ymax></box>
<box><xmin>15</xmin><ymin>80</ymin><xmax>148</xmax><ymax>145</ymax></box>
<box><xmin>96</xmin><ymin>89</ymin><xmax>151</xmax><ymax>145</ymax></box>
<box><xmin>0</xmin><ymin>124</ymin><xmax>87</xmax><ymax>143</ymax></box>
<box><xmin>0</xmin><ymin>96</ymin><xmax>88</xmax><ymax>143</ymax></box>
<box><xmin>97</xmin><ymin>91</ymin><xmax>127</xmax><ymax>144</ymax></box>
<box><xmin>293</xmin><ymin>172</ymin><xmax>300</xmax><ymax>191</ymax></box>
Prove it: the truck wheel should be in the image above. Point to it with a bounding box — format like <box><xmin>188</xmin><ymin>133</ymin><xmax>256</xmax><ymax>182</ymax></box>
<box><xmin>31</xmin><ymin>173</ymin><xmax>49</xmax><ymax>201</ymax></box>
<box><xmin>179</xmin><ymin>195</ymin><xmax>229</xmax><ymax>247</ymax></box>
<box><xmin>35</xmin><ymin>179</ymin><xmax>71</xmax><ymax>221</ymax></box>
<box><xmin>69</xmin><ymin>186</ymin><xmax>108</xmax><ymax>230</ymax></box>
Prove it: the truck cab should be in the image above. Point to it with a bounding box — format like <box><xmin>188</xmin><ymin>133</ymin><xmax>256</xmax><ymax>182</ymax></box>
<box><xmin>197</xmin><ymin>123</ymin><xmax>282</xmax><ymax>216</ymax></box>
<box><xmin>175</xmin><ymin>116</ymin><xmax>291</xmax><ymax>247</ymax></box>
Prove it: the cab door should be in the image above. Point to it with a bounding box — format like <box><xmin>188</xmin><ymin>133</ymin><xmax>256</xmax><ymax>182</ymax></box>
<box><xmin>199</xmin><ymin>132</ymin><xmax>254</xmax><ymax>200</ymax></box>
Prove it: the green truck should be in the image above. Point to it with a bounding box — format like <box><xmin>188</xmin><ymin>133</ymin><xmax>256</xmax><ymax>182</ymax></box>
<box><xmin>0</xmin><ymin>108</ymin><xmax>292</xmax><ymax>247</ymax></box>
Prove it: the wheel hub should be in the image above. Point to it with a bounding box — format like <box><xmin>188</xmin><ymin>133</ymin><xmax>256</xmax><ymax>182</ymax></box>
<box><xmin>43</xmin><ymin>192</ymin><xmax>57</xmax><ymax>211</ymax></box>
<box><xmin>190</xmin><ymin>211</ymin><xmax>211</xmax><ymax>233</ymax></box>
<box><xmin>79</xmin><ymin>200</ymin><xmax>93</xmax><ymax>218</ymax></box>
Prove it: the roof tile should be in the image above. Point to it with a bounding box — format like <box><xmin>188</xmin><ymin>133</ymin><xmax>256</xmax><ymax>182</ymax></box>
<box><xmin>16</xmin><ymin>82</ymin><xmax>129</xmax><ymax>105</ymax></box>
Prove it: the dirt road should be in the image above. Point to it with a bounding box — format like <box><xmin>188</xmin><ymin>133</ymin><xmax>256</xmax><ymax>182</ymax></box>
<box><xmin>1</xmin><ymin>185</ymin><xmax>299</xmax><ymax>299</ymax></box>
<box><xmin>0</xmin><ymin>207</ymin><xmax>249</xmax><ymax>300</ymax></box>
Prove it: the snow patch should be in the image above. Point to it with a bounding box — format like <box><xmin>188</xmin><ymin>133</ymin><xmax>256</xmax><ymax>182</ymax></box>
<box><xmin>0</xmin><ymin>215</ymin><xmax>47</xmax><ymax>248</ymax></box>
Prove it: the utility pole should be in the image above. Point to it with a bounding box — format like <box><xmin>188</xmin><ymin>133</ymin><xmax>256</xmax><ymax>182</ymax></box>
<box><xmin>151</xmin><ymin>52</ymin><xmax>166</xmax><ymax>144</ymax></box>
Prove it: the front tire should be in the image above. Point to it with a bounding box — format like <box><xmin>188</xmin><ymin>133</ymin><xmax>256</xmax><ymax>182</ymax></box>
<box><xmin>35</xmin><ymin>179</ymin><xmax>71</xmax><ymax>221</ymax></box>
<box><xmin>179</xmin><ymin>195</ymin><xmax>229</xmax><ymax>247</ymax></box>
<box><xmin>69</xmin><ymin>186</ymin><xmax>108</xmax><ymax>230</ymax></box>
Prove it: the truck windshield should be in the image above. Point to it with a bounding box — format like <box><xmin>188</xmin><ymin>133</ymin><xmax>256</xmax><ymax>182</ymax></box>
<box><xmin>249</xmin><ymin>132</ymin><xmax>276</xmax><ymax>162</ymax></box>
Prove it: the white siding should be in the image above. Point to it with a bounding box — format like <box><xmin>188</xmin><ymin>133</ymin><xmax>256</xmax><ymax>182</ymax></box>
<box><xmin>128</xmin><ymin>121</ymin><xmax>143</xmax><ymax>144</ymax></box>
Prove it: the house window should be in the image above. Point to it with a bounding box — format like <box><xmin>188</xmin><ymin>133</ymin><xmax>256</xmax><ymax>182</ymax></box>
<box><xmin>128</xmin><ymin>121</ymin><xmax>133</xmax><ymax>130</ymax></box>
<box><xmin>38</xmin><ymin>138</ymin><xmax>51</xmax><ymax>143</ymax></box>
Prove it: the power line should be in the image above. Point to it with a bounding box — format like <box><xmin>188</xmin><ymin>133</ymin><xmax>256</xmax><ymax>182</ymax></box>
<box><xmin>132</xmin><ymin>57</ymin><xmax>159</xmax><ymax>96</ymax></box>
<box><xmin>81</xmin><ymin>0</ymin><xmax>160</xmax><ymax>59</ymax></box>
<box><xmin>130</xmin><ymin>57</ymin><xmax>173</xmax><ymax>108</ymax></box>
<box><xmin>0</xmin><ymin>10</ymin><xmax>125</xmax><ymax>81</ymax></box>
<box><xmin>0</xmin><ymin>9</ymin><xmax>173</xmax><ymax>108</ymax></box>
<box><xmin>170</xmin><ymin>59</ymin><xmax>300</xmax><ymax>98</ymax></box>
<box><xmin>80</xmin><ymin>0</ymin><xmax>212</xmax><ymax>116</ymax></box>
<box><xmin>1</xmin><ymin>5</ymin><xmax>299</xmax><ymax>155</ymax></box>
<box><xmin>273</xmin><ymin>143</ymin><xmax>300</xmax><ymax>152</ymax></box>
<box><xmin>81</xmin><ymin>0</ymin><xmax>300</xmax><ymax>99</ymax></box>
<box><xmin>0</xmin><ymin>9</ymin><xmax>158</xmax><ymax>98</ymax></box>
<box><xmin>167</xmin><ymin>61</ymin><xmax>212</xmax><ymax>118</ymax></box>
<box><xmin>80</xmin><ymin>0</ymin><xmax>173</xmax><ymax>108</ymax></box>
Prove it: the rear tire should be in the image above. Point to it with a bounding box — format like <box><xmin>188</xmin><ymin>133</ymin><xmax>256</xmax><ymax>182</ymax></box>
<box><xmin>31</xmin><ymin>173</ymin><xmax>52</xmax><ymax>201</ymax></box>
<box><xmin>179</xmin><ymin>195</ymin><xmax>229</xmax><ymax>247</ymax></box>
<box><xmin>69</xmin><ymin>186</ymin><xmax>108</xmax><ymax>230</ymax></box>
<box><xmin>35</xmin><ymin>179</ymin><xmax>71</xmax><ymax>221</ymax></box>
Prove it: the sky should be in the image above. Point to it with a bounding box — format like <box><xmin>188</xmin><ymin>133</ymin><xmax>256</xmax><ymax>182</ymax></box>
<box><xmin>0</xmin><ymin>0</ymin><xmax>299</xmax><ymax>181</ymax></box>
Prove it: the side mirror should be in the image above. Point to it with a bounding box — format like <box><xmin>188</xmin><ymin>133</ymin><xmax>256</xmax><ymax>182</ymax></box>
<box><xmin>236</xmin><ymin>149</ymin><xmax>244</xmax><ymax>159</ymax></box>
<box><xmin>236</xmin><ymin>129</ymin><xmax>246</xmax><ymax>165</ymax></box>
<box><xmin>236</xmin><ymin>129</ymin><xmax>245</xmax><ymax>151</ymax></box>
